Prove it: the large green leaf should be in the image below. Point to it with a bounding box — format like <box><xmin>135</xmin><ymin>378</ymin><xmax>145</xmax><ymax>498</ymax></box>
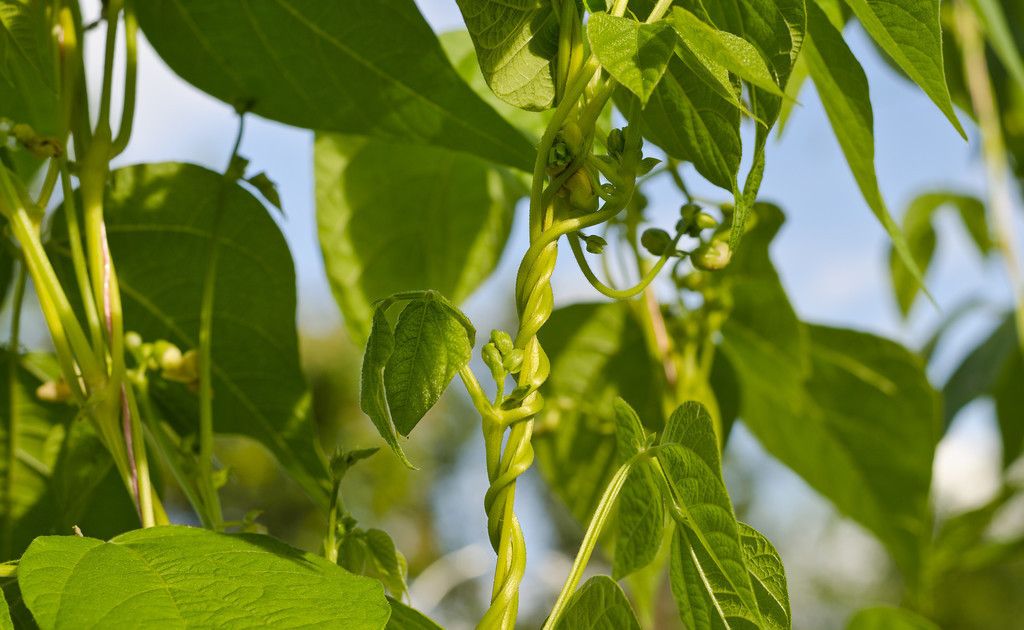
<box><xmin>658</xmin><ymin>402</ymin><xmax>763</xmax><ymax>625</ymax></box>
<box><xmin>534</xmin><ymin>302</ymin><xmax>664</xmax><ymax>523</ymax></box>
<box><xmin>588</xmin><ymin>12</ymin><xmax>677</xmax><ymax>106</ymax></box>
<box><xmin>51</xmin><ymin>163</ymin><xmax>331</xmax><ymax>508</ymax></box>
<box><xmin>620</xmin><ymin>54</ymin><xmax>741</xmax><ymax>191</ymax></box>
<box><xmin>315</xmin><ymin>133</ymin><xmax>521</xmax><ymax>343</ymax></box>
<box><xmin>888</xmin><ymin>192</ymin><xmax>990</xmax><ymax>316</ymax></box>
<box><xmin>669</xmin><ymin>7</ymin><xmax>785</xmax><ymax>97</ymax></box>
<box><xmin>846</xmin><ymin>606</ymin><xmax>940</xmax><ymax>629</ymax></box>
<box><xmin>454</xmin><ymin>0</ymin><xmax>559</xmax><ymax>111</ymax></box>
<box><xmin>804</xmin><ymin>1</ymin><xmax>927</xmax><ymax>297</ymax></box>
<box><xmin>18</xmin><ymin>526</ymin><xmax>390</xmax><ymax>629</ymax></box>
<box><xmin>842</xmin><ymin>0</ymin><xmax>965</xmax><ymax>136</ymax></box>
<box><xmin>554</xmin><ymin>575</ymin><xmax>642</xmax><ymax>630</ymax></box>
<box><xmin>725</xmin><ymin>325</ymin><xmax>940</xmax><ymax>576</ymax></box>
<box><xmin>135</xmin><ymin>0</ymin><xmax>533</xmax><ymax>171</ymax></box>
<box><xmin>385</xmin><ymin>296</ymin><xmax>474</xmax><ymax>436</ymax></box>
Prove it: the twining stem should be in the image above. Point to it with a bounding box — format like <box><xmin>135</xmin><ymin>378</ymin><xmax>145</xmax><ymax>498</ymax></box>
<box><xmin>2</xmin><ymin>266</ymin><xmax>27</xmax><ymax>560</ymax></box>
<box><xmin>956</xmin><ymin>1</ymin><xmax>1024</xmax><ymax>355</ymax></box>
<box><xmin>542</xmin><ymin>453</ymin><xmax>643</xmax><ymax>630</ymax></box>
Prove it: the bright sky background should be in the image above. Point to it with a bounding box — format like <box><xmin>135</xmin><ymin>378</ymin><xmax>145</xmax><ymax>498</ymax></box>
<box><xmin>50</xmin><ymin>2</ymin><xmax>1018</xmax><ymax>627</ymax></box>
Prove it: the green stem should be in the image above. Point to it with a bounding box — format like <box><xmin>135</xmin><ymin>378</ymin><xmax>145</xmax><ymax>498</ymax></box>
<box><xmin>568</xmin><ymin>230</ymin><xmax>681</xmax><ymax>299</ymax></box>
<box><xmin>542</xmin><ymin>453</ymin><xmax>642</xmax><ymax>630</ymax></box>
<box><xmin>59</xmin><ymin>160</ymin><xmax>104</xmax><ymax>354</ymax></box>
<box><xmin>956</xmin><ymin>1</ymin><xmax>1024</xmax><ymax>355</ymax></box>
<box><xmin>111</xmin><ymin>0</ymin><xmax>137</xmax><ymax>157</ymax></box>
<box><xmin>2</xmin><ymin>265</ymin><xmax>27</xmax><ymax>559</ymax></box>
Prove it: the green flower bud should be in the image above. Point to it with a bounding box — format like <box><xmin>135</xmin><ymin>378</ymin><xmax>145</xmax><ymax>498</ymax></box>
<box><xmin>490</xmin><ymin>330</ymin><xmax>514</xmax><ymax>356</ymax></box>
<box><xmin>584</xmin><ymin>234</ymin><xmax>607</xmax><ymax>254</ymax></box>
<box><xmin>640</xmin><ymin>228</ymin><xmax>673</xmax><ymax>256</ymax></box>
<box><xmin>482</xmin><ymin>342</ymin><xmax>504</xmax><ymax>376</ymax></box>
<box><xmin>125</xmin><ymin>331</ymin><xmax>143</xmax><ymax>350</ymax></box>
<box><xmin>502</xmin><ymin>348</ymin><xmax>524</xmax><ymax>374</ymax></box>
<box><xmin>566</xmin><ymin>169</ymin><xmax>598</xmax><ymax>213</ymax></box>
<box><xmin>678</xmin><ymin>270</ymin><xmax>705</xmax><ymax>291</ymax></box>
<box><xmin>560</xmin><ymin>121</ymin><xmax>584</xmax><ymax>155</ymax></box>
<box><xmin>692</xmin><ymin>240</ymin><xmax>732</xmax><ymax>271</ymax></box>
<box><xmin>607</xmin><ymin>128</ymin><xmax>626</xmax><ymax>157</ymax></box>
<box><xmin>696</xmin><ymin>212</ymin><xmax>718</xmax><ymax>230</ymax></box>
<box><xmin>163</xmin><ymin>349</ymin><xmax>200</xmax><ymax>385</ymax></box>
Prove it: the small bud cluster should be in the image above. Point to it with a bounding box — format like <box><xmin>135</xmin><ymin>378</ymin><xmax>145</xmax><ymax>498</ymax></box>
<box><xmin>0</xmin><ymin>119</ymin><xmax>61</xmax><ymax>158</ymax></box>
<box><xmin>125</xmin><ymin>331</ymin><xmax>201</xmax><ymax>389</ymax></box>
<box><xmin>482</xmin><ymin>329</ymin><xmax>523</xmax><ymax>387</ymax></box>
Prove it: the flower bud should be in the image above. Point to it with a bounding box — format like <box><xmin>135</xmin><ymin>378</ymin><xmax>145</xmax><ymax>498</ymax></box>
<box><xmin>163</xmin><ymin>349</ymin><xmax>200</xmax><ymax>384</ymax></box>
<box><xmin>36</xmin><ymin>379</ymin><xmax>72</xmax><ymax>403</ymax></box>
<box><xmin>502</xmin><ymin>349</ymin><xmax>524</xmax><ymax>374</ymax></box>
<box><xmin>607</xmin><ymin>128</ymin><xmax>625</xmax><ymax>157</ymax></box>
<box><xmin>490</xmin><ymin>330</ymin><xmax>514</xmax><ymax>356</ymax></box>
<box><xmin>692</xmin><ymin>240</ymin><xmax>732</xmax><ymax>271</ymax></box>
<box><xmin>640</xmin><ymin>228</ymin><xmax>672</xmax><ymax>256</ymax></box>
<box><xmin>583</xmin><ymin>234</ymin><xmax>607</xmax><ymax>254</ymax></box>
<box><xmin>566</xmin><ymin>169</ymin><xmax>598</xmax><ymax>213</ymax></box>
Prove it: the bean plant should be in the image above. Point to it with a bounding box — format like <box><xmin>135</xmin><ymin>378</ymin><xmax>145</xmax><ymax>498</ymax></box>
<box><xmin>0</xmin><ymin>0</ymin><xmax>1022</xmax><ymax>628</ymax></box>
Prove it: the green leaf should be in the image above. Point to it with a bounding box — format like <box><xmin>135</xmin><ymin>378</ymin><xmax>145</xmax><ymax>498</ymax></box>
<box><xmin>993</xmin><ymin>351</ymin><xmax>1024</xmax><ymax>466</ymax></box>
<box><xmin>135</xmin><ymin>0</ymin><xmax>534</xmax><ymax>171</ymax></box>
<box><xmin>943</xmin><ymin>312</ymin><xmax>1017</xmax><ymax>425</ymax></box>
<box><xmin>611</xmin><ymin>399</ymin><xmax>662</xmax><ymax>579</ymax></box>
<box><xmin>315</xmin><ymin>133</ymin><xmax>521</xmax><ymax>343</ymax></box>
<box><xmin>968</xmin><ymin>0</ymin><xmax>1024</xmax><ymax>91</ymax></box>
<box><xmin>535</xmin><ymin>302</ymin><xmax>664</xmax><ymax>523</ymax></box>
<box><xmin>657</xmin><ymin>402</ymin><xmax>762</xmax><ymax>623</ymax></box>
<box><xmin>360</xmin><ymin>306</ymin><xmax>413</xmax><ymax>467</ymax></box>
<box><xmin>244</xmin><ymin>172</ymin><xmax>282</xmax><ymax>214</ymax></box>
<box><xmin>0</xmin><ymin>351</ymin><xmax>137</xmax><ymax>561</ymax></box>
<box><xmin>439</xmin><ymin>30</ymin><xmax>550</xmax><ymax>142</ymax></box>
<box><xmin>724</xmin><ymin>324</ymin><xmax>940</xmax><ymax>577</ymax></box>
<box><xmin>804</xmin><ymin>1</ymin><xmax>928</xmax><ymax>301</ymax></box>
<box><xmin>341</xmin><ymin>528</ymin><xmax>408</xmax><ymax>598</ymax></box>
<box><xmin>386</xmin><ymin>597</ymin><xmax>442</xmax><ymax>630</ymax></box>
<box><xmin>0</xmin><ymin>0</ymin><xmax>58</xmax><ymax>176</ymax></box>
<box><xmin>888</xmin><ymin>192</ymin><xmax>990</xmax><ymax>317</ymax></box>
<box><xmin>738</xmin><ymin>523</ymin><xmax>791</xmax><ymax>629</ymax></box>
<box><xmin>51</xmin><ymin>163</ymin><xmax>331</xmax><ymax>509</ymax></box>
<box><xmin>588</xmin><ymin>13</ymin><xmax>677</xmax><ymax>105</ymax></box>
<box><xmin>554</xmin><ymin>575</ymin><xmax>642</xmax><ymax>630</ymax></box>
<box><xmin>842</xmin><ymin>0</ymin><xmax>966</xmax><ymax>136</ymax></box>
<box><xmin>620</xmin><ymin>55</ymin><xmax>741</xmax><ymax>191</ymax></box>
<box><xmin>846</xmin><ymin>606</ymin><xmax>940</xmax><ymax>630</ymax></box>
<box><xmin>18</xmin><ymin>526</ymin><xmax>390</xmax><ymax>629</ymax></box>
<box><xmin>669</xmin><ymin>7</ymin><xmax>785</xmax><ymax>96</ymax></box>
<box><xmin>0</xmin><ymin>588</ymin><xmax>10</xmax><ymax>630</ymax></box>
<box><xmin>385</xmin><ymin>295</ymin><xmax>474</xmax><ymax>436</ymax></box>
<box><xmin>454</xmin><ymin>0</ymin><xmax>559</xmax><ymax>111</ymax></box>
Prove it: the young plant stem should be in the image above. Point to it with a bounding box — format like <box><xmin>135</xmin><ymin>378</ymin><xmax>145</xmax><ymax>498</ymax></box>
<box><xmin>542</xmin><ymin>453</ymin><xmax>643</xmax><ymax>630</ymax></box>
<box><xmin>2</xmin><ymin>265</ymin><xmax>27</xmax><ymax>560</ymax></box>
<box><xmin>956</xmin><ymin>1</ymin><xmax>1024</xmax><ymax>355</ymax></box>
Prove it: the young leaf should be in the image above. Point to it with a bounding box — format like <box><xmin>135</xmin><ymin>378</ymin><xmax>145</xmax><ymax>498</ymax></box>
<box><xmin>611</xmin><ymin>399</ymin><xmax>663</xmax><ymax>579</ymax></box>
<box><xmin>587</xmin><ymin>13</ymin><xmax>677</xmax><ymax>106</ymax></box>
<box><xmin>846</xmin><ymin>606</ymin><xmax>940</xmax><ymax>629</ymax></box>
<box><xmin>553</xmin><ymin>575</ymin><xmax>642</xmax><ymax>630</ymax></box>
<box><xmin>315</xmin><ymin>133</ymin><xmax>522</xmax><ymax>343</ymax></box>
<box><xmin>739</xmin><ymin>523</ymin><xmax>791</xmax><ymax>629</ymax></box>
<box><xmin>386</xmin><ymin>597</ymin><xmax>443</xmax><ymax>630</ymax></box>
<box><xmin>669</xmin><ymin>8</ymin><xmax>785</xmax><ymax>97</ymax></box>
<box><xmin>340</xmin><ymin>528</ymin><xmax>408</xmax><ymax>598</ymax></box>
<box><xmin>360</xmin><ymin>306</ymin><xmax>413</xmax><ymax>468</ymax></box>
<box><xmin>384</xmin><ymin>295</ymin><xmax>475</xmax><ymax>436</ymax></box>
<box><xmin>18</xmin><ymin>526</ymin><xmax>390</xmax><ymax>629</ymax></box>
<box><xmin>804</xmin><ymin>1</ymin><xmax>928</xmax><ymax>299</ymax></box>
<box><xmin>888</xmin><ymin>192</ymin><xmax>989</xmax><ymax>316</ymax></box>
<box><xmin>842</xmin><ymin>0</ymin><xmax>966</xmax><ymax>137</ymax></box>
<box><xmin>51</xmin><ymin>163</ymin><xmax>331</xmax><ymax>509</ymax></box>
<box><xmin>135</xmin><ymin>0</ymin><xmax>534</xmax><ymax>171</ymax></box>
<box><xmin>454</xmin><ymin>0</ymin><xmax>559</xmax><ymax>111</ymax></box>
<box><xmin>619</xmin><ymin>55</ymin><xmax>741</xmax><ymax>191</ymax></box>
<box><xmin>657</xmin><ymin>402</ymin><xmax>763</xmax><ymax>623</ymax></box>
<box><xmin>534</xmin><ymin>302</ymin><xmax>664</xmax><ymax>523</ymax></box>
<box><xmin>245</xmin><ymin>172</ymin><xmax>282</xmax><ymax>214</ymax></box>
